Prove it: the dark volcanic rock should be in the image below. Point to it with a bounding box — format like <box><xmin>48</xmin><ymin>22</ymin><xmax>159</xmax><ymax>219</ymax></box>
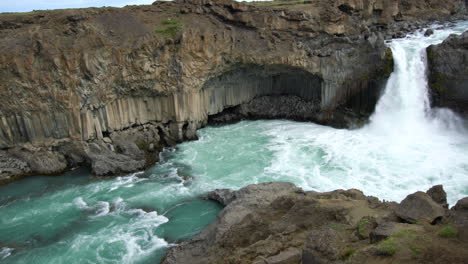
<box><xmin>427</xmin><ymin>31</ymin><xmax>468</xmax><ymax>116</ymax></box>
<box><xmin>0</xmin><ymin>151</ymin><xmax>31</xmax><ymax>182</ymax></box>
<box><xmin>302</xmin><ymin>227</ymin><xmax>345</xmax><ymax>263</ymax></box>
<box><xmin>427</xmin><ymin>184</ymin><xmax>449</xmax><ymax>209</ymax></box>
<box><xmin>424</xmin><ymin>28</ymin><xmax>434</xmax><ymax>36</ymax></box>
<box><xmin>453</xmin><ymin>197</ymin><xmax>468</xmax><ymax>211</ymax></box>
<box><xmin>396</xmin><ymin>191</ymin><xmax>446</xmax><ymax>223</ymax></box>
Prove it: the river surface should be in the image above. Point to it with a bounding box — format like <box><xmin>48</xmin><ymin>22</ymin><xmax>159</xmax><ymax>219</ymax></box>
<box><xmin>1</xmin><ymin>21</ymin><xmax>468</xmax><ymax>263</ymax></box>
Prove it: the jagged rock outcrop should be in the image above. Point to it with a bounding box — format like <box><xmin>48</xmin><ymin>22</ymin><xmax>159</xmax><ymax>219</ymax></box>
<box><xmin>0</xmin><ymin>0</ymin><xmax>466</xmax><ymax>181</ymax></box>
<box><xmin>163</xmin><ymin>183</ymin><xmax>468</xmax><ymax>264</ymax></box>
<box><xmin>427</xmin><ymin>30</ymin><xmax>468</xmax><ymax>116</ymax></box>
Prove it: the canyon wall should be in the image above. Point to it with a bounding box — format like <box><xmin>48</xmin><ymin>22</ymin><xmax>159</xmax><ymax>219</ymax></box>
<box><xmin>0</xmin><ymin>0</ymin><xmax>466</xmax><ymax>181</ymax></box>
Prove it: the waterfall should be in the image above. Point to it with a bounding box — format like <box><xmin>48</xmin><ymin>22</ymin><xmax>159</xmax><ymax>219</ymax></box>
<box><xmin>366</xmin><ymin>23</ymin><xmax>468</xmax><ymax>141</ymax></box>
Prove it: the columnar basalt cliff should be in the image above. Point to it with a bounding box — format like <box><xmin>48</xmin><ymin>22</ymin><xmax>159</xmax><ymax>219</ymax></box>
<box><xmin>0</xmin><ymin>0</ymin><xmax>466</xmax><ymax>182</ymax></box>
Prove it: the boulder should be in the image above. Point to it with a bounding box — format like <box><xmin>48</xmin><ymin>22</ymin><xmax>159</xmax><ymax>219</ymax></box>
<box><xmin>424</xmin><ymin>29</ymin><xmax>434</xmax><ymax>36</ymax></box>
<box><xmin>452</xmin><ymin>197</ymin><xmax>468</xmax><ymax>211</ymax></box>
<box><xmin>0</xmin><ymin>151</ymin><xmax>31</xmax><ymax>183</ymax></box>
<box><xmin>370</xmin><ymin>222</ymin><xmax>423</xmax><ymax>243</ymax></box>
<box><xmin>9</xmin><ymin>148</ymin><xmax>67</xmax><ymax>175</ymax></box>
<box><xmin>426</xmin><ymin>185</ymin><xmax>449</xmax><ymax>208</ymax></box>
<box><xmin>263</xmin><ymin>248</ymin><xmax>301</xmax><ymax>264</ymax></box>
<box><xmin>302</xmin><ymin>227</ymin><xmax>344</xmax><ymax>263</ymax></box>
<box><xmin>396</xmin><ymin>192</ymin><xmax>446</xmax><ymax>223</ymax></box>
<box><xmin>206</xmin><ymin>188</ymin><xmax>236</xmax><ymax>206</ymax></box>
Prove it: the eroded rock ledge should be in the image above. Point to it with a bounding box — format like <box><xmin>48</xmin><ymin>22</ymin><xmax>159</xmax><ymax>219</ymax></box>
<box><xmin>163</xmin><ymin>182</ymin><xmax>468</xmax><ymax>264</ymax></box>
<box><xmin>0</xmin><ymin>0</ymin><xmax>466</xmax><ymax>182</ymax></box>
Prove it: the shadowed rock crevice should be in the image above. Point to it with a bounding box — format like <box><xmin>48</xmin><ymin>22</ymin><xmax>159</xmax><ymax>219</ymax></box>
<box><xmin>206</xmin><ymin>63</ymin><xmax>387</xmax><ymax>127</ymax></box>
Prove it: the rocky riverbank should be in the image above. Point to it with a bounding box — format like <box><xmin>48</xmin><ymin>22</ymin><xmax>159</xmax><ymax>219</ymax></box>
<box><xmin>163</xmin><ymin>182</ymin><xmax>468</xmax><ymax>264</ymax></box>
<box><xmin>0</xmin><ymin>0</ymin><xmax>467</xmax><ymax>182</ymax></box>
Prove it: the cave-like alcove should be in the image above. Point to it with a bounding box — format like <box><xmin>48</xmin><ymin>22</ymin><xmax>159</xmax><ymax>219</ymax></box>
<box><xmin>202</xmin><ymin>64</ymin><xmax>324</xmax><ymax>122</ymax></box>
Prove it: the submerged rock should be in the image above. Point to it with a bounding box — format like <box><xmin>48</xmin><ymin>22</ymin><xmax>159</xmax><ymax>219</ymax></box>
<box><xmin>424</xmin><ymin>29</ymin><xmax>434</xmax><ymax>36</ymax></box>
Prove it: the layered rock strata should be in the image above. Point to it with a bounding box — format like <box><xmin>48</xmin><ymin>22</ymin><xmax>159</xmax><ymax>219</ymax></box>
<box><xmin>163</xmin><ymin>182</ymin><xmax>468</xmax><ymax>264</ymax></box>
<box><xmin>0</xmin><ymin>0</ymin><xmax>466</xmax><ymax>181</ymax></box>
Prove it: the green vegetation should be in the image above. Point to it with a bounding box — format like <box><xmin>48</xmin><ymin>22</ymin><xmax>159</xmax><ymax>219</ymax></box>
<box><xmin>248</xmin><ymin>0</ymin><xmax>311</xmax><ymax>7</ymax></box>
<box><xmin>391</xmin><ymin>229</ymin><xmax>418</xmax><ymax>239</ymax></box>
<box><xmin>409</xmin><ymin>244</ymin><xmax>423</xmax><ymax>255</ymax></box>
<box><xmin>376</xmin><ymin>238</ymin><xmax>397</xmax><ymax>256</ymax></box>
<box><xmin>155</xmin><ymin>18</ymin><xmax>183</xmax><ymax>39</ymax></box>
<box><xmin>340</xmin><ymin>247</ymin><xmax>356</xmax><ymax>260</ymax></box>
<box><xmin>135</xmin><ymin>140</ymin><xmax>148</xmax><ymax>150</ymax></box>
<box><xmin>438</xmin><ymin>226</ymin><xmax>458</xmax><ymax>238</ymax></box>
<box><xmin>357</xmin><ymin>218</ymin><xmax>371</xmax><ymax>238</ymax></box>
<box><xmin>384</xmin><ymin>48</ymin><xmax>394</xmax><ymax>76</ymax></box>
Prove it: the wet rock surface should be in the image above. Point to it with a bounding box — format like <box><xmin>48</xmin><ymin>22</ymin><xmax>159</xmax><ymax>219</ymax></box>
<box><xmin>163</xmin><ymin>183</ymin><xmax>468</xmax><ymax>264</ymax></box>
<box><xmin>427</xmin><ymin>30</ymin><xmax>468</xmax><ymax>116</ymax></box>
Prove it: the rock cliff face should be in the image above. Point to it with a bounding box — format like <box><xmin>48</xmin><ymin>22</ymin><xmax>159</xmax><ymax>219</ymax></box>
<box><xmin>0</xmin><ymin>0</ymin><xmax>466</xmax><ymax>181</ymax></box>
<box><xmin>163</xmin><ymin>182</ymin><xmax>468</xmax><ymax>264</ymax></box>
<box><xmin>427</xmin><ymin>30</ymin><xmax>468</xmax><ymax>116</ymax></box>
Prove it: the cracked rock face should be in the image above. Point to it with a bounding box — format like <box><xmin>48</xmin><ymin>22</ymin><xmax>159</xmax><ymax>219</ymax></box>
<box><xmin>0</xmin><ymin>0</ymin><xmax>465</xmax><ymax>181</ymax></box>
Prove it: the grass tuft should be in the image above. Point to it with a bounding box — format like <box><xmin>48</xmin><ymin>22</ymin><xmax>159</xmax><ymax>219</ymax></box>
<box><xmin>340</xmin><ymin>247</ymin><xmax>356</xmax><ymax>260</ymax></box>
<box><xmin>438</xmin><ymin>226</ymin><xmax>457</xmax><ymax>238</ymax></box>
<box><xmin>155</xmin><ymin>18</ymin><xmax>182</xmax><ymax>39</ymax></box>
<box><xmin>376</xmin><ymin>238</ymin><xmax>397</xmax><ymax>256</ymax></box>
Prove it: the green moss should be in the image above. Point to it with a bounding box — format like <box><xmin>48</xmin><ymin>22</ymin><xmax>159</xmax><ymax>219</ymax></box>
<box><xmin>438</xmin><ymin>226</ymin><xmax>458</xmax><ymax>238</ymax></box>
<box><xmin>340</xmin><ymin>247</ymin><xmax>356</xmax><ymax>260</ymax></box>
<box><xmin>409</xmin><ymin>245</ymin><xmax>422</xmax><ymax>255</ymax></box>
<box><xmin>135</xmin><ymin>140</ymin><xmax>148</xmax><ymax>150</ymax></box>
<box><xmin>376</xmin><ymin>238</ymin><xmax>397</xmax><ymax>256</ymax></box>
<box><xmin>391</xmin><ymin>229</ymin><xmax>418</xmax><ymax>239</ymax></box>
<box><xmin>383</xmin><ymin>48</ymin><xmax>394</xmax><ymax>76</ymax></box>
<box><xmin>357</xmin><ymin>218</ymin><xmax>370</xmax><ymax>238</ymax></box>
<box><xmin>155</xmin><ymin>18</ymin><xmax>183</xmax><ymax>39</ymax></box>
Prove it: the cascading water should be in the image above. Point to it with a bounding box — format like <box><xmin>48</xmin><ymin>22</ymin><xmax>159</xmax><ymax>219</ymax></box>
<box><xmin>1</xmin><ymin>21</ymin><xmax>468</xmax><ymax>264</ymax></box>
